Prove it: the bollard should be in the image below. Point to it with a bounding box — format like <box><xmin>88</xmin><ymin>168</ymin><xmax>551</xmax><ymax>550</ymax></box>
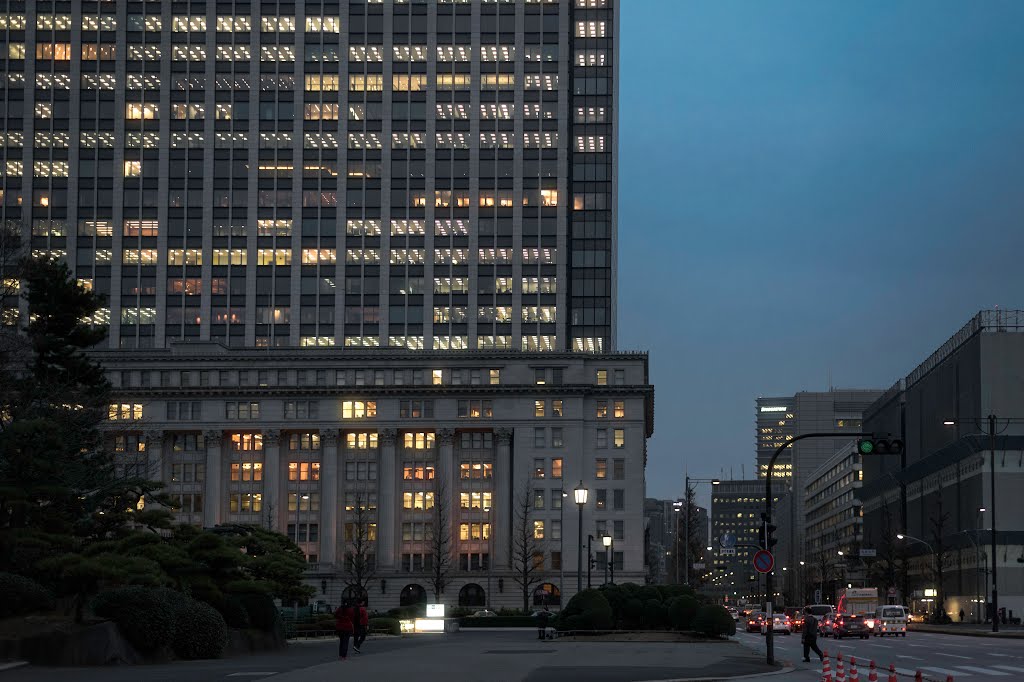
<box><xmin>868</xmin><ymin>660</ymin><xmax>878</xmax><ymax>682</ymax></box>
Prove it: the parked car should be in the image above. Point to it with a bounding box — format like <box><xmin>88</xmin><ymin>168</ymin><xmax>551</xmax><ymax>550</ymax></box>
<box><xmin>833</xmin><ymin>613</ymin><xmax>870</xmax><ymax>639</ymax></box>
<box><xmin>760</xmin><ymin>614</ymin><xmax>793</xmax><ymax>636</ymax></box>
<box><xmin>745</xmin><ymin>611</ymin><xmax>766</xmax><ymax>633</ymax></box>
<box><xmin>727</xmin><ymin>607</ymin><xmax>740</xmax><ymax>622</ymax></box>
<box><xmin>471</xmin><ymin>610</ymin><xmax>498</xmax><ymax>618</ymax></box>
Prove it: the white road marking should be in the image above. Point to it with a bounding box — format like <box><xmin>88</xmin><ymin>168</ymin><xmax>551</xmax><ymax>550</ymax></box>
<box><xmin>956</xmin><ymin>666</ymin><xmax>1010</xmax><ymax>676</ymax></box>
<box><xmin>922</xmin><ymin>666</ymin><xmax>971</xmax><ymax>676</ymax></box>
<box><xmin>226</xmin><ymin>674</ymin><xmax>277</xmax><ymax>678</ymax></box>
<box><xmin>894</xmin><ymin>667</ymin><xmax>918</xmax><ymax>676</ymax></box>
<box><xmin>936</xmin><ymin>652</ymin><xmax>973</xmax><ymax>659</ymax></box>
<box><xmin>897</xmin><ymin>655</ymin><xmax>922</xmax><ymax>659</ymax></box>
<box><xmin>993</xmin><ymin>665</ymin><xmax>1024</xmax><ymax>673</ymax></box>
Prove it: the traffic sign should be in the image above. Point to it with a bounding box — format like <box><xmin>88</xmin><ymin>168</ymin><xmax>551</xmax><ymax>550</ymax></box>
<box><xmin>859</xmin><ymin>548</ymin><xmax>877</xmax><ymax>558</ymax></box>
<box><xmin>814</xmin><ymin>589</ymin><xmax>822</xmax><ymax>603</ymax></box>
<box><xmin>721</xmin><ymin>548</ymin><xmax>736</xmax><ymax>556</ymax></box>
<box><xmin>887</xmin><ymin>586</ymin><xmax>897</xmax><ymax>597</ymax></box>
<box><xmin>753</xmin><ymin>549</ymin><xmax>775</xmax><ymax>574</ymax></box>
<box><xmin>693</xmin><ymin>563</ymin><xmax>705</xmax><ymax>570</ymax></box>
<box><xmin>720</xmin><ymin>533</ymin><xmax>737</xmax><ymax>549</ymax></box>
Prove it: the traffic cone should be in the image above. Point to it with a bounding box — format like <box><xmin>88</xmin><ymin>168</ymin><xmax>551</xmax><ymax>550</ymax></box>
<box><xmin>868</xmin><ymin>660</ymin><xmax>878</xmax><ymax>682</ymax></box>
<box><xmin>821</xmin><ymin>650</ymin><xmax>832</xmax><ymax>682</ymax></box>
<box><xmin>887</xmin><ymin>663</ymin><xmax>898</xmax><ymax>682</ymax></box>
<box><xmin>945</xmin><ymin>676</ymin><xmax>955</xmax><ymax>682</ymax></box>
<box><xmin>849</xmin><ymin>656</ymin><xmax>859</xmax><ymax>682</ymax></box>
<box><xmin>914</xmin><ymin>672</ymin><xmax>923</xmax><ymax>682</ymax></box>
<box><xmin>836</xmin><ymin>652</ymin><xmax>846</xmax><ymax>681</ymax></box>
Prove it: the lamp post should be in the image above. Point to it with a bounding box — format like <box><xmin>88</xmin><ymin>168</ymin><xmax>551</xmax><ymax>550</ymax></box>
<box><xmin>603</xmin><ymin>535</ymin><xmax>614</xmax><ymax>585</ymax></box>
<box><xmin>897</xmin><ymin>533</ymin><xmax>939</xmax><ymax>617</ymax></box>
<box><xmin>798</xmin><ymin>561</ymin><xmax>805</xmax><ymax>605</ymax></box>
<box><xmin>574</xmin><ymin>482</ymin><xmax>588</xmax><ymax>595</ymax></box>
<box><xmin>943</xmin><ymin>415</ymin><xmax>1023</xmax><ymax>632</ymax></box>
<box><xmin>559</xmin><ymin>490</ymin><xmax>567</xmax><ymax>607</ymax></box>
<box><xmin>587</xmin><ymin>534</ymin><xmax>594</xmax><ymax>589</ymax></box>
<box><xmin>484</xmin><ymin>505</ymin><xmax>493</xmax><ymax>610</ymax></box>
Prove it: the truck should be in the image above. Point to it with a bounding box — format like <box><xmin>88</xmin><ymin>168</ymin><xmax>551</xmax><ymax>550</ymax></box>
<box><xmin>836</xmin><ymin>587</ymin><xmax>879</xmax><ymax>616</ymax></box>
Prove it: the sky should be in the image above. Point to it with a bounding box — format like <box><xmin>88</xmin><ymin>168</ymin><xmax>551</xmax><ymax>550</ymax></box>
<box><xmin>616</xmin><ymin>0</ymin><xmax>1024</xmax><ymax>506</ymax></box>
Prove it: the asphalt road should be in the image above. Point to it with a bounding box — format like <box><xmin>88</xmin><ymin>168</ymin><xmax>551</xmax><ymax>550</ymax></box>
<box><xmin>735</xmin><ymin>629</ymin><xmax>1024</xmax><ymax>680</ymax></box>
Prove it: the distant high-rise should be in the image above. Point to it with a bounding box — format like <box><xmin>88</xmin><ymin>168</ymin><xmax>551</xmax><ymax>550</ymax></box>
<box><xmin>2</xmin><ymin>0</ymin><xmax>617</xmax><ymax>354</ymax></box>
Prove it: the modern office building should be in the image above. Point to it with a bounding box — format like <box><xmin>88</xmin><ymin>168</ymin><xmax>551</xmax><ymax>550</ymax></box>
<box><xmin>709</xmin><ymin>480</ymin><xmax>774</xmax><ymax>602</ymax></box>
<box><xmin>860</xmin><ymin>310</ymin><xmax>1024</xmax><ymax>621</ymax></box>
<box><xmin>644</xmin><ymin>497</ymin><xmax>674</xmax><ymax>584</ymax></box>
<box><xmin>3</xmin><ymin>0</ymin><xmax>616</xmax><ymax>355</ymax></box>
<box><xmin>755</xmin><ymin>389</ymin><xmax>883</xmax><ymax>601</ymax></box>
<box><xmin>1</xmin><ymin>1</ymin><xmax>651</xmax><ymax>609</ymax></box>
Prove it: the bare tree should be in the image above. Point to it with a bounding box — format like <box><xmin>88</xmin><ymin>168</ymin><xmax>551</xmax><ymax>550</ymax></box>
<box><xmin>868</xmin><ymin>497</ymin><xmax>905</xmax><ymax>602</ymax></box>
<box><xmin>427</xmin><ymin>478</ymin><xmax>454</xmax><ymax>600</ymax></box>
<box><xmin>929</xmin><ymin>492</ymin><xmax>950</xmax><ymax>622</ymax></box>
<box><xmin>511</xmin><ymin>480</ymin><xmax>542</xmax><ymax>612</ymax></box>
<box><xmin>813</xmin><ymin>550</ymin><xmax>834</xmax><ymax>602</ymax></box>
<box><xmin>343</xmin><ymin>493</ymin><xmax>376</xmax><ymax>602</ymax></box>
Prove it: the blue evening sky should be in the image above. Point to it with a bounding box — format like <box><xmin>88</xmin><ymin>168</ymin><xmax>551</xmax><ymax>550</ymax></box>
<box><xmin>617</xmin><ymin>1</ymin><xmax>1024</xmax><ymax>504</ymax></box>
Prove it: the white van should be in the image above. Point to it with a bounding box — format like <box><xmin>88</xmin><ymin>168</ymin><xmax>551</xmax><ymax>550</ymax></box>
<box><xmin>871</xmin><ymin>605</ymin><xmax>908</xmax><ymax>636</ymax></box>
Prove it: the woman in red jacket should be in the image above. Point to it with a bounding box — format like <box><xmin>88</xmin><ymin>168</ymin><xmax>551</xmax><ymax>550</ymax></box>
<box><xmin>334</xmin><ymin>599</ymin><xmax>356</xmax><ymax>660</ymax></box>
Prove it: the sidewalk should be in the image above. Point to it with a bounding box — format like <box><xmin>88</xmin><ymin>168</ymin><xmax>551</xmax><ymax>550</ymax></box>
<box><xmin>910</xmin><ymin>623</ymin><xmax>1024</xmax><ymax>638</ymax></box>
<box><xmin>271</xmin><ymin>631</ymin><xmax>782</xmax><ymax>682</ymax></box>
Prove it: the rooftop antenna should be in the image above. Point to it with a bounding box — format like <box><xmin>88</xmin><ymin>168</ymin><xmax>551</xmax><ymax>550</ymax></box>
<box><xmin>827</xmin><ymin>368</ymin><xmax>833</xmax><ymax>391</ymax></box>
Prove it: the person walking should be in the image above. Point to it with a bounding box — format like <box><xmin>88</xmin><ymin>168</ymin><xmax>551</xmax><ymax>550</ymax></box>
<box><xmin>334</xmin><ymin>599</ymin><xmax>356</xmax><ymax>661</ymax></box>
<box><xmin>353</xmin><ymin>599</ymin><xmax>369</xmax><ymax>653</ymax></box>
<box><xmin>959</xmin><ymin>608</ymin><xmax>965</xmax><ymax>623</ymax></box>
<box><xmin>536</xmin><ymin>605</ymin><xmax>551</xmax><ymax>640</ymax></box>
<box><xmin>801</xmin><ymin>608</ymin><xmax>824</xmax><ymax>663</ymax></box>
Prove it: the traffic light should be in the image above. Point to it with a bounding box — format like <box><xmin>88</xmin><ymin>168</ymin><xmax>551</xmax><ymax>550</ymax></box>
<box><xmin>856</xmin><ymin>437</ymin><xmax>904</xmax><ymax>456</ymax></box>
<box><xmin>757</xmin><ymin>513</ymin><xmax>778</xmax><ymax>550</ymax></box>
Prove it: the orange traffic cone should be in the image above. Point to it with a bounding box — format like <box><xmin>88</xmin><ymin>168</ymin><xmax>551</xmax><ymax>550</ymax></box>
<box><xmin>821</xmin><ymin>650</ymin><xmax>833</xmax><ymax>682</ymax></box>
<box><xmin>836</xmin><ymin>652</ymin><xmax>846</xmax><ymax>681</ymax></box>
<box><xmin>945</xmin><ymin>676</ymin><xmax>955</xmax><ymax>682</ymax></box>
<box><xmin>887</xmin><ymin>663</ymin><xmax>898</xmax><ymax>682</ymax></box>
<box><xmin>849</xmin><ymin>656</ymin><xmax>860</xmax><ymax>682</ymax></box>
<box><xmin>868</xmin><ymin>660</ymin><xmax>878</xmax><ymax>682</ymax></box>
<box><xmin>915</xmin><ymin>672</ymin><xmax>923</xmax><ymax>682</ymax></box>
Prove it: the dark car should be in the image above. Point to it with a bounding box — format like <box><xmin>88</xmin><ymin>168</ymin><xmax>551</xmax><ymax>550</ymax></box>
<box><xmin>784</xmin><ymin>607</ymin><xmax>804</xmax><ymax>632</ymax></box>
<box><xmin>833</xmin><ymin>613</ymin><xmax>870</xmax><ymax>639</ymax></box>
<box><xmin>745</xmin><ymin>611</ymin><xmax>766</xmax><ymax>633</ymax></box>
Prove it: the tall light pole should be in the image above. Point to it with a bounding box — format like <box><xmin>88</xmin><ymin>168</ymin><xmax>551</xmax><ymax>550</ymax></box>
<box><xmin>943</xmin><ymin>415</ymin><xmax>1020</xmax><ymax>633</ymax></box>
<box><xmin>603</xmin><ymin>534</ymin><xmax>614</xmax><ymax>585</ymax></box>
<box><xmin>559</xmin><ymin>490</ymin><xmax>567</xmax><ymax>608</ymax></box>
<box><xmin>574</xmin><ymin>482</ymin><xmax>588</xmax><ymax>595</ymax></box>
<box><xmin>484</xmin><ymin>505</ymin><xmax>493</xmax><ymax>610</ymax></box>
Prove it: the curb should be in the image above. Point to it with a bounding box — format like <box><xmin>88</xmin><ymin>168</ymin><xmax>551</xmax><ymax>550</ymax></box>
<box><xmin>0</xmin><ymin>662</ymin><xmax>28</xmax><ymax>673</ymax></box>
<box><xmin>909</xmin><ymin>626</ymin><xmax>1024</xmax><ymax>639</ymax></box>
<box><xmin>638</xmin><ymin>664</ymin><xmax>795</xmax><ymax>682</ymax></box>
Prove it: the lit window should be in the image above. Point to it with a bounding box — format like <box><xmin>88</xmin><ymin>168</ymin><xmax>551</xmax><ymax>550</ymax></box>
<box><xmin>341</xmin><ymin>400</ymin><xmax>377</xmax><ymax>419</ymax></box>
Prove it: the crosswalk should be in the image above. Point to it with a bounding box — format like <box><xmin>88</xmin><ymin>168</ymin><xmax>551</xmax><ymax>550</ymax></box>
<box><xmin>869</xmin><ymin>664</ymin><xmax>1024</xmax><ymax>678</ymax></box>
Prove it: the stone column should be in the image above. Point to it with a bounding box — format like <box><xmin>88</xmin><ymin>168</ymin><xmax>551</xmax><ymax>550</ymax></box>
<box><xmin>494</xmin><ymin>428</ymin><xmax>513</xmax><ymax>568</ymax></box>
<box><xmin>320</xmin><ymin>429</ymin><xmax>340</xmax><ymax>566</ymax></box>
<box><xmin>203</xmin><ymin>430</ymin><xmax>223</xmax><ymax>527</ymax></box>
<box><xmin>378</xmin><ymin>428</ymin><xmax>398</xmax><ymax>570</ymax></box>
<box><xmin>437</xmin><ymin>428</ymin><xmax>456</xmax><ymax>545</ymax></box>
<box><xmin>263</xmin><ymin>429</ymin><xmax>282</xmax><ymax>532</ymax></box>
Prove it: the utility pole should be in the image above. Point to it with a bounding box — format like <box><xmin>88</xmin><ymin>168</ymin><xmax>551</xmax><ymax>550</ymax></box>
<box><xmin>988</xmin><ymin>414</ymin><xmax>999</xmax><ymax>632</ymax></box>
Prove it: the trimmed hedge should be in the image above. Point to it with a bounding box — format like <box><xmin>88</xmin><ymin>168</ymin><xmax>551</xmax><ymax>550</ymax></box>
<box><xmin>668</xmin><ymin>595</ymin><xmax>700</xmax><ymax>631</ymax></box>
<box><xmin>693</xmin><ymin>604</ymin><xmax>736</xmax><ymax>638</ymax></box>
<box><xmin>459</xmin><ymin>616</ymin><xmax>536</xmax><ymax>628</ymax></box>
<box><xmin>0</xmin><ymin>572</ymin><xmax>54</xmax><ymax>618</ymax></box>
<box><xmin>555</xmin><ymin>589</ymin><xmax>613</xmax><ymax>631</ymax></box>
<box><xmin>90</xmin><ymin>587</ymin><xmax>176</xmax><ymax>653</ymax></box>
<box><xmin>172</xmin><ymin>599</ymin><xmax>229</xmax><ymax>660</ymax></box>
<box><xmin>368</xmin><ymin>617</ymin><xmax>402</xmax><ymax>635</ymax></box>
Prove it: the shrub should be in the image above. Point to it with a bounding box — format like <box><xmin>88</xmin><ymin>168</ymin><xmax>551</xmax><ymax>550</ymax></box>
<box><xmin>622</xmin><ymin>598</ymin><xmax>644</xmax><ymax>628</ymax></box>
<box><xmin>234</xmin><ymin>592</ymin><xmax>280</xmax><ymax>632</ymax></box>
<box><xmin>172</xmin><ymin>599</ymin><xmax>229</xmax><ymax>660</ymax></box>
<box><xmin>90</xmin><ymin>587</ymin><xmax>176</xmax><ymax>653</ymax></box>
<box><xmin>368</xmin><ymin>617</ymin><xmax>402</xmax><ymax>635</ymax></box>
<box><xmin>643</xmin><ymin>599</ymin><xmax>669</xmax><ymax>629</ymax></box>
<box><xmin>555</xmin><ymin>589</ymin><xmax>613</xmax><ymax>631</ymax></box>
<box><xmin>459</xmin><ymin>616</ymin><xmax>536</xmax><ymax>627</ymax></box>
<box><xmin>222</xmin><ymin>595</ymin><xmax>251</xmax><ymax>629</ymax></box>
<box><xmin>668</xmin><ymin>595</ymin><xmax>700</xmax><ymax>631</ymax></box>
<box><xmin>693</xmin><ymin>604</ymin><xmax>736</xmax><ymax>638</ymax></box>
<box><xmin>0</xmin><ymin>572</ymin><xmax>54</xmax><ymax>618</ymax></box>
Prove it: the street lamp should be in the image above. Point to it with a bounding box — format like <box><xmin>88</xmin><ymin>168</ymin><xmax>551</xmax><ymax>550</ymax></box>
<box><xmin>574</xmin><ymin>482</ymin><xmax>588</xmax><ymax>594</ymax></box>
<box><xmin>682</xmin><ymin>475</ymin><xmax>720</xmax><ymax>586</ymax></box>
<box><xmin>603</xmin><ymin>535</ymin><xmax>614</xmax><ymax>585</ymax></box>
<box><xmin>559</xmin><ymin>490</ymin><xmax>567</xmax><ymax>608</ymax></box>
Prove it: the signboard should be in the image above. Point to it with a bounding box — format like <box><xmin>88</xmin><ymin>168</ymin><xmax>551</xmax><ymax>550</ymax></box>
<box><xmin>753</xmin><ymin>549</ymin><xmax>775</xmax><ymax>574</ymax></box>
<box><xmin>814</xmin><ymin>589</ymin><xmax>823</xmax><ymax>604</ymax></box>
<box><xmin>887</xmin><ymin>586</ymin><xmax>897</xmax><ymax>597</ymax></box>
<box><xmin>720</xmin><ymin>533</ymin><xmax>737</xmax><ymax>549</ymax></box>
<box><xmin>859</xmin><ymin>548</ymin><xmax>877</xmax><ymax>558</ymax></box>
<box><xmin>721</xmin><ymin>548</ymin><xmax>737</xmax><ymax>556</ymax></box>
<box><xmin>692</xmin><ymin>563</ymin><xmax>705</xmax><ymax>570</ymax></box>
<box><xmin>426</xmin><ymin>603</ymin><xmax>445</xmax><ymax>618</ymax></box>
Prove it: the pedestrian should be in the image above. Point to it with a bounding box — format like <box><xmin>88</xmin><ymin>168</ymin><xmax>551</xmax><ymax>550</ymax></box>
<box><xmin>959</xmin><ymin>608</ymin><xmax>965</xmax><ymax>623</ymax></box>
<box><xmin>334</xmin><ymin>599</ymin><xmax>356</xmax><ymax>661</ymax></box>
<box><xmin>353</xmin><ymin>598</ymin><xmax>369</xmax><ymax>653</ymax></box>
<box><xmin>801</xmin><ymin>608</ymin><xmax>824</xmax><ymax>663</ymax></box>
<box><xmin>536</xmin><ymin>605</ymin><xmax>551</xmax><ymax>640</ymax></box>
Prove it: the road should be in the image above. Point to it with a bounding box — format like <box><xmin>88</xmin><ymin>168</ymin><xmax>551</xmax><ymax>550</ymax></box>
<box><xmin>735</xmin><ymin>629</ymin><xmax>1024</xmax><ymax>680</ymax></box>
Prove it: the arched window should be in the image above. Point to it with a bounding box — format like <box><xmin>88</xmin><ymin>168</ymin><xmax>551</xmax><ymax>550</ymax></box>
<box><xmin>400</xmin><ymin>583</ymin><xmax>427</xmax><ymax>606</ymax></box>
<box><xmin>458</xmin><ymin>583</ymin><xmax>486</xmax><ymax>607</ymax></box>
<box><xmin>533</xmin><ymin>582</ymin><xmax>560</xmax><ymax>606</ymax></box>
